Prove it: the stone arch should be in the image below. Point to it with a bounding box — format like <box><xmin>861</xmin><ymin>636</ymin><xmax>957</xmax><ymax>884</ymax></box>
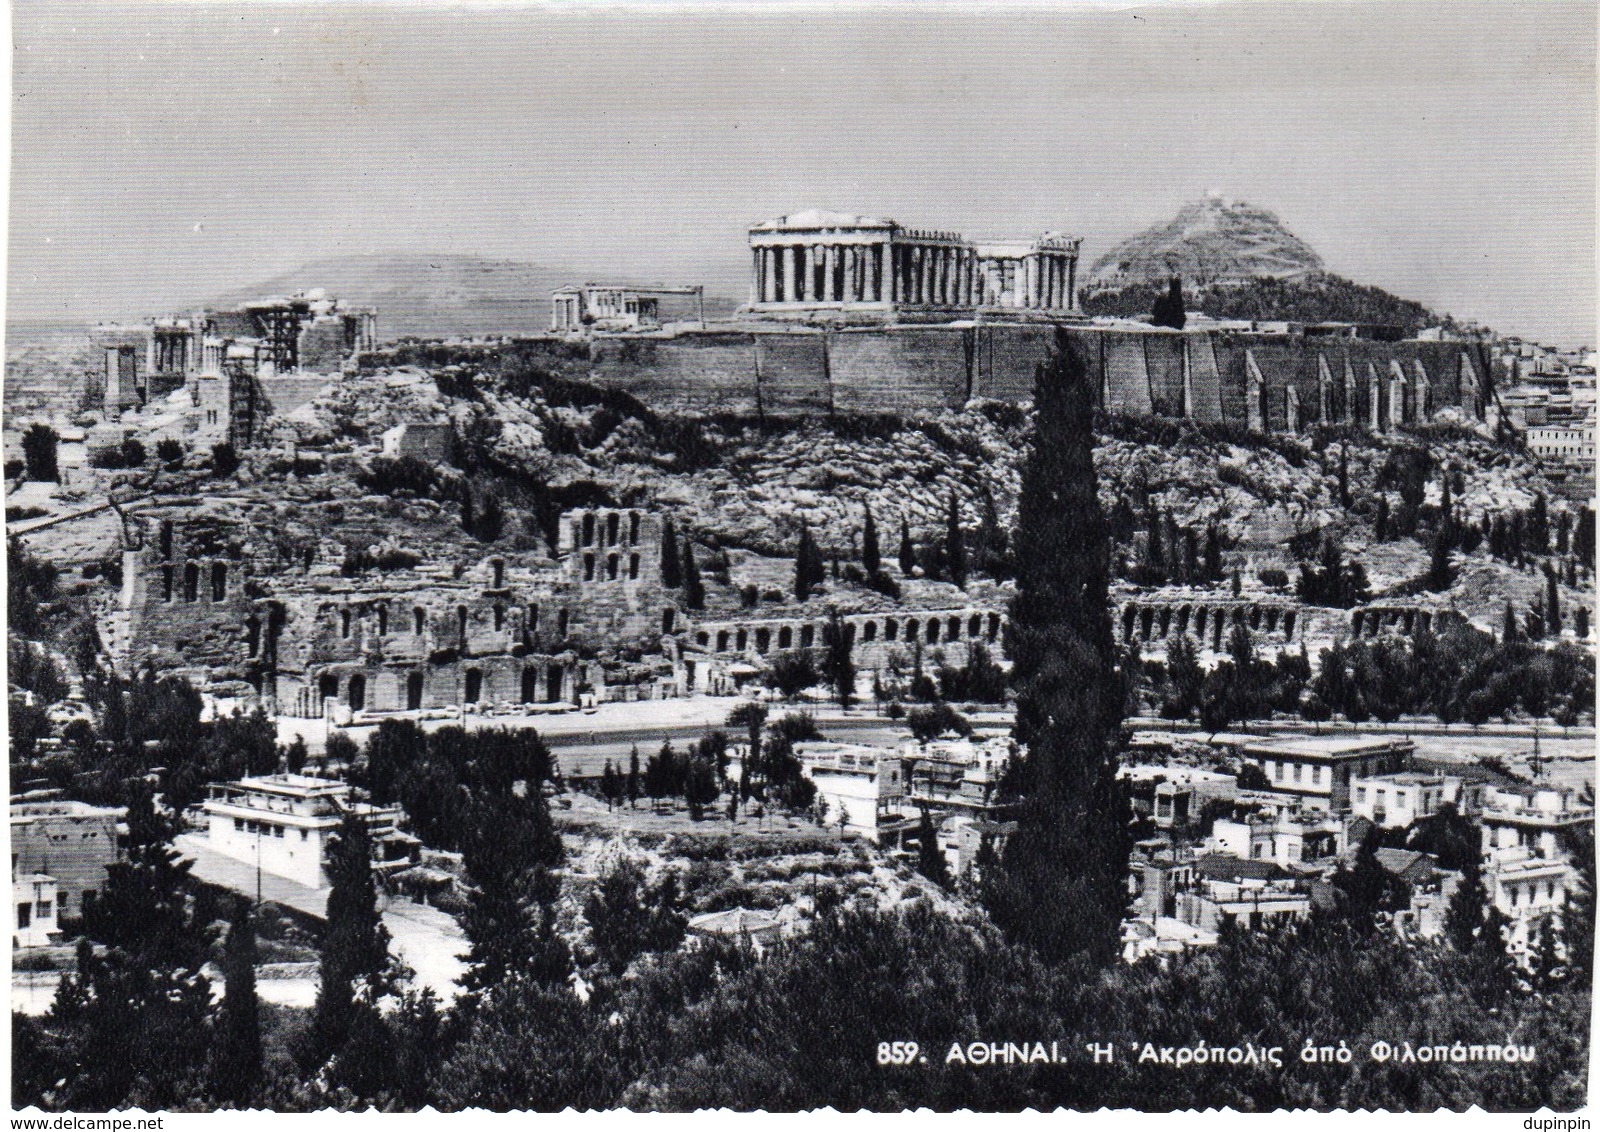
<box><xmin>926</xmin><ymin>619</ymin><xmax>940</xmax><ymax>643</ymax></box>
<box><xmin>717</xmin><ymin>630</ymin><xmax>730</xmax><ymax>652</ymax></box>
<box><xmin>801</xmin><ymin>624</ymin><xmax>816</xmax><ymax>648</ymax></box>
<box><xmin>988</xmin><ymin>613</ymin><xmax>1001</xmax><ymax>640</ymax></box>
<box><xmin>407</xmin><ymin>671</ymin><xmax>425</xmax><ymax>711</ymax></box>
<box><xmin>946</xmin><ymin>615</ymin><xmax>960</xmax><ymax>640</ymax></box>
<box><xmin>605</xmin><ymin>513</ymin><xmax>620</xmax><ymax>546</ymax></box>
<box><xmin>1282</xmin><ymin>611</ymin><xmax>1296</xmax><ymax>639</ymax></box>
<box><xmin>245</xmin><ymin>616</ymin><xmax>261</xmax><ymax>657</ymax></box>
<box><xmin>968</xmin><ymin>613</ymin><xmax>982</xmax><ymax>637</ymax></box>
<box><xmin>583</xmin><ymin>553</ymin><xmax>596</xmax><ymax>581</ymax></box>
<box><xmin>778</xmin><ymin>626</ymin><xmax>793</xmax><ymax>649</ymax></box>
<box><xmin>1176</xmin><ymin>606</ymin><xmax>1191</xmax><ymax>635</ymax></box>
<box><xmin>863</xmin><ymin>620</ymin><xmax>878</xmax><ymax>642</ymax></box>
<box><xmin>1195</xmin><ymin>607</ymin><xmax>1208</xmax><ymax>637</ymax></box>
<box><xmin>1351</xmin><ymin>610</ymin><xmax>1364</xmax><ymax>637</ymax></box>
<box><xmin>884</xmin><ymin>619</ymin><xmax>899</xmax><ymax>642</ymax></box>
<box><xmin>414</xmin><ymin>607</ymin><xmax>426</xmax><ymax>635</ymax></box>
<box><xmin>318</xmin><ymin>673</ymin><xmax>339</xmax><ymax>702</ymax></box>
<box><xmin>736</xmin><ymin>629</ymin><xmax>748</xmax><ymax>650</ymax></box>
<box><xmin>491</xmin><ymin>558</ymin><xmax>506</xmax><ymax>588</ymax></box>
<box><xmin>581</xmin><ymin>513</ymin><xmax>596</xmax><ymax>547</ymax></box>
<box><xmin>210</xmin><ymin>561</ymin><xmax>228</xmax><ymax>602</ymax></box>
<box><xmin>1123</xmin><ymin>605</ymin><xmax>1138</xmax><ymax>640</ymax></box>
<box><xmin>547</xmin><ymin>666</ymin><xmax>564</xmax><ymax>702</ymax></box>
<box><xmin>464</xmin><ymin>668</ymin><xmax>483</xmax><ymax>703</ymax></box>
<box><xmin>347</xmin><ymin>673</ymin><xmax>367</xmax><ymax>712</ymax></box>
<box><xmin>607</xmin><ymin>553</ymin><xmax>620</xmax><ymax>580</ymax></box>
<box><xmin>183</xmin><ymin>562</ymin><xmax>199</xmax><ymax>603</ymax></box>
<box><xmin>1264</xmin><ymin>608</ymin><xmax>1278</xmax><ymax>634</ymax></box>
<box><xmin>629</xmin><ymin>511</ymin><xmax>642</xmax><ymax>545</ymax></box>
<box><xmin>340</xmin><ymin>609</ymin><xmax>353</xmax><ymax>639</ymax></box>
<box><xmin>1157</xmin><ymin>608</ymin><xmax>1171</xmax><ymax>638</ymax></box>
<box><xmin>1139</xmin><ymin>606</ymin><xmax>1154</xmax><ymax>641</ymax></box>
<box><xmin>755</xmin><ymin>627</ymin><xmax>771</xmax><ymax>653</ymax></box>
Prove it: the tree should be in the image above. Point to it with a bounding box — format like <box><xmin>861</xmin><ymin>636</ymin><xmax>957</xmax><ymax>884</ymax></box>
<box><xmin>601</xmin><ymin>760</ymin><xmax>621</xmax><ymax>809</ymax></box>
<box><xmin>726</xmin><ymin>702</ymin><xmax>767</xmax><ymax>788</ymax></box>
<box><xmin>1150</xmin><ymin>275</ymin><xmax>1186</xmax><ymax>329</ymax></box>
<box><xmin>1202</xmin><ymin>524</ymin><xmax>1223</xmax><ymax>582</ymax></box>
<box><xmin>1235</xmin><ymin>762</ymin><xmax>1270</xmax><ymax>791</ymax></box>
<box><xmin>1160</xmin><ymin>634</ymin><xmax>1204</xmax><ymax>719</ymax></box>
<box><xmin>1423</xmin><ymin>523</ymin><xmax>1455</xmax><ymax>592</ymax></box>
<box><xmin>156</xmin><ymin>437</ymin><xmax>185</xmax><ymax>466</ymax></box>
<box><xmin>1331</xmin><ymin>829</ymin><xmax>1407</xmax><ymax>933</ymax></box>
<box><xmin>211</xmin><ymin>897</ymin><xmax>262</xmax><ymax>1107</ymax></box>
<box><xmin>898</xmin><ymin>515</ymin><xmax>916</xmax><ymax>576</ymax></box>
<box><xmin>54</xmin><ymin>788</ymin><xmax>215</xmax><ymax>1110</ymax></box>
<box><xmin>684</xmin><ymin>754</ymin><xmax>719</xmax><ymax>821</ymax></box>
<box><xmin>1545</xmin><ymin>562</ymin><xmax>1561</xmax><ymax>634</ymax></box>
<box><xmin>794</xmin><ymin>522</ymin><xmax>825</xmax><ymax>600</ymax></box>
<box><xmin>906</xmin><ymin>701</ymin><xmax>972</xmax><ymax>743</ymax></box>
<box><xmin>985</xmin><ymin>329</ymin><xmax>1129</xmax><ymax>968</ymax></box>
<box><xmin>682</xmin><ymin>541</ymin><xmax>705</xmax><ymax>611</ymax></box>
<box><xmin>822</xmin><ymin>608</ymin><xmax>855</xmax><ymax>708</ymax></box>
<box><xmin>765</xmin><ymin>650</ymin><xmax>820</xmax><ymax>699</ymax></box>
<box><xmin>584</xmin><ymin>856</ymin><xmax>686</xmax><ymax>975</ymax></box>
<box><xmin>460</xmin><ymin>787</ymin><xmax>567</xmax><ymax>997</ymax></box>
<box><xmin>915</xmin><ymin>809</ymin><xmax>951</xmax><ymax>888</ymax></box>
<box><xmin>1444</xmin><ymin>855</ymin><xmax>1515</xmax><ymax>1005</ymax></box>
<box><xmin>310</xmin><ymin>810</ymin><xmax>393</xmax><ymax>1068</ymax></box>
<box><xmin>945</xmin><ymin>489</ymin><xmax>967</xmax><ymax>588</ymax></box>
<box><xmin>861</xmin><ymin>505</ymin><xmax>881</xmax><ymax>575</ymax></box>
<box><xmin>210</xmin><ymin>442</ymin><xmax>240</xmax><ymax>478</ymax></box>
<box><xmin>660</xmin><ymin>516</ymin><xmax>681</xmax><ymax>587</ymax></box>
<box><xmin>22</xmin><ymin>423</ymin><xmax>60</xmax><ymax>482</ymax></box>
<box><xmin>627</xmin><ymin>745</ymin><xmax>642</xmax><ymax>809</ymax></box>
<box><xmin>1374</xmin><ymin>494</ymin><xmax>1390</xmax><ymax>542</ymax></box>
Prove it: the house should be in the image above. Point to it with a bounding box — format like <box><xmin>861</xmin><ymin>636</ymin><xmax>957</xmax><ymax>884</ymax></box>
<box><xmin>1350</xmin><ymin>771</ymin><xmax>1453</xmax><ymax>829</ymax></box>
<box><xmin>1241</xmin><ymin>735</ymin><xmax>1413</xmax><ymax>812</ymax></box>
<box><xmin>1209</xmin><ymin>811</ymin><xmax>1346</xmax><ymax>869</ymax></box>
<box><xmin>1479</xmin><ymin>784</ymin><xmax>1592</xmax><ymax>861</ymax></box>
<box><xmin>200</xmin><ymin>774</ymin><xmax>415</xmax><ymax>889</ymax></box>
<box><xmin>10</xmin><ymin>799</ymin><xmax>126</xmax><ymax>920</ymax></box>
<box><xmin>13</xmin><ymin>873</ymin><xmax>59</xmax><ymax>949</ymax></box>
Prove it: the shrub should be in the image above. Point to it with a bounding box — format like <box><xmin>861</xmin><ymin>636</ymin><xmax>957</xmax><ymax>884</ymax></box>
<box><xmin>156</xmin><ymin>438</ymin><xmax>185</xmax><ymax>466</ymax></box>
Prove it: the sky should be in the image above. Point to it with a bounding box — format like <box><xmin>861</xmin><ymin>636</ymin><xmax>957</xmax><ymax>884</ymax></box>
<box><xmin>6</xmin><ymin>0</ymin><xmax>1596</xmax><ymax>345</ymax></box>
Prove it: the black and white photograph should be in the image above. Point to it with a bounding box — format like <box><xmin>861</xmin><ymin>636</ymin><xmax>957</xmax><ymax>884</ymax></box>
<box><xmin>4</xmin><ymin>0</ymin><xmax>1595</xmax><ymax>1114</ymax></box>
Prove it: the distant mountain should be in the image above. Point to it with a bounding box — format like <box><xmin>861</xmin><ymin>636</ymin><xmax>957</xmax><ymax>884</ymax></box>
<box><xmin>1086</xmin><ymin>195</ymin><xmax>1324</xmax><ymax>291</ymax></box>
<box><xmin>210</xmin><ymin>253</ymin><xmax>739</xmax><ymax>340</ymax></box>
<box><xmin>1080</xmin><ymin>274</ymin><xmax>1448</xmax><ymax>335</ymax></box>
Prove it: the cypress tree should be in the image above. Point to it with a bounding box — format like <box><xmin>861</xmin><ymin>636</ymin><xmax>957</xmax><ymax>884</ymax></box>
<box><xmin>601</xmin><ymin>760</ymin><xmax>620</xmax><ymax>809</ymax></box>
<box><xmin>794</xmin><ymin>522</ymin><xmax>825</xmax><ymax>600</ymax></box>
<box><xmin>1424</xmin><ymin>524</ymin><xmax>1455</xmax><ymax>592</ymax></box>
<box><xmin>861</xmin><ymin>505</ymin><xmax>881</xmax><ymax>575</ymax></box>
<box><xmin>211</xmin><ymin>898</ymin><xmax>262</xmax><ymax>1107</ymax></box>
<box><xmin>1501</xmin><ymin>601</ymin><xmax>1519</xmax><ymax>644</ymax></box>
<box><xmin>660</xmin><ymin>517</ymin><xmax>681</xmax><ymax>587</ymax></box>
<box><xmin>945</xmin><ymin>489</ymin><xmax>967</xmax><ymax>589</ymax></box>
<box><xmin>984</xmin><ymin>329</ymin><xmax>1129</xmax><ymax>968</ymax></box>
<box><xmin>915</xmin><ymin>809</ymin><xmax>951</xmax><ymax>889</ymax></box>
<box><xmin>898</xmin><ymin>515</ymin><xmax>916</xmax><ymax>576</ymax></box>
<box><xmin>628</xmin><ymin>745</ymin><xmax>642</xmax><ymax>808</ymax></box>
<box><xmin>822</xmin><ymin>608</ymin><xmax>856</xmax><ymax>708</ymax></box>
<box><xmin>1203</xmin><ymin>523</ymin><xmax>1223</xmax><ymax>582</ymax></box>
<box><xmin>682</xmin><ymin>542</ymin><xmax>705</xmax><ymax>610</ymax></box>
<box><xmin>1374</xmin><ymin>495</ymin><xmax>1390</xmax><ymax>542</ymax></box>
<box><xmin>1545</xmin><ymin>562</ymin><xmax>1561</xmax><ymax>633</ymax></box>
<box><xmin>311</xmin><ymin>811</ymin><xmax>392</xmax><ymax>1067</ymax></box>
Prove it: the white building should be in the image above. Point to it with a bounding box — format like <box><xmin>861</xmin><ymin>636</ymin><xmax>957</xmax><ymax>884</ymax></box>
<box><xmin>1479</xmin><ymin>784</ymin><xmax>1592</xmax><ymax>862</ymax></box>
<box><xmin>13</xmin><ymin>873</ymin><xmax>59</xmax><ymax>949</ymax></box>
<box><xmin>1350</xmin><ymin>771</ymin><xmax>1452</xmax><ymax>829</ymax></box>
<box><xmin>1210</xmin><ymin>811</ymin><xmax>1346</xmax><ymax>868</ymax></box>
<box><xmin>201</xmin><ymin>774</ymin><xmax>411</xmax><ymax>890</ymax></box>
<box><xmin>1486</xmin><ymin>849</ymin><xmax>1577</xmax><ymax>958</ymax></box>
<box><xmin>1242</xmin><ymin>735</ymin><xmax>1413</xmax><ymax>812</ymax></box>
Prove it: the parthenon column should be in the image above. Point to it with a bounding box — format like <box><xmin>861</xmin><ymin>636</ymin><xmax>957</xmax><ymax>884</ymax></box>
<box><xmin>872</xmin><ymin>244</ymin><xmax>885</xmax><ymax>302</ymax></box>
<box><xmin>1024</xmin><ymin>257</ymin><xmax>1038</xmax><ymax>308</ymax></box>
<box><xmin>764</xmin><ymin>250</ymin><xmax>778</xmax><ymax>303</ymax></box>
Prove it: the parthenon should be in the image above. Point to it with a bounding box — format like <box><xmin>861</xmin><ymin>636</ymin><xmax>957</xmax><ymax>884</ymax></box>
<box><xmin>744</xmin><ymin>209</ymin><xmax>1081</xmax><ymax>320</ymax></box>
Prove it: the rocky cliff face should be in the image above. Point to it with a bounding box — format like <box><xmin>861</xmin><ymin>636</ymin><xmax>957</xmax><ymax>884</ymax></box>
<box><xmin>1086</xmin><ymin>195</ymin><xmax>1325</xmax><ymax>291</ymax></box>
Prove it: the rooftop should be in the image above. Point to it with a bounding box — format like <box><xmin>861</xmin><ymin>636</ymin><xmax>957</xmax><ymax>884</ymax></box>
<box><xmin>1242</xmin><ymin>735</ymin><xmax>1413</xmax><ymax>760</ymax></box>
